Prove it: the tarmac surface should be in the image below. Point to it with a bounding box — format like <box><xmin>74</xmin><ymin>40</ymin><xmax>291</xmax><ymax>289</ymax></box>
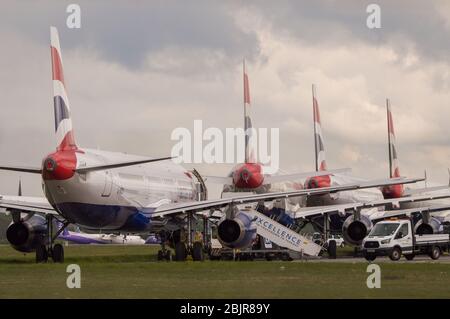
<box><xmin>297</xmin><ymin>255</ymin><xmax>450</xmax><ymax>263</ymax></box>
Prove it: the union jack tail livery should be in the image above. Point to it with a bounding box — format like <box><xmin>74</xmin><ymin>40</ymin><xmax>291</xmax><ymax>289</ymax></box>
<box><xmin>243</xmin><ymin>60</ymin><xmax>256</xmax><ymax>163</ymax></box>
<box><xmin>381</xmin><ymin>98</ymin><xmax>404</xmax><ymax>198</ymax></box>
<box><xmin>51</xmin><ymin>26</ymin><xmax>77</xmax><ymax>151</ymax></box>
<box><xmin>312</xmin><ymin>84</ymin><xmax>327</xmax><ymax>171</ymax></box>
<box><xmin>386</xmin><ymin>98</ymin><xmax>400</xmax><ymax>178</ymax></box>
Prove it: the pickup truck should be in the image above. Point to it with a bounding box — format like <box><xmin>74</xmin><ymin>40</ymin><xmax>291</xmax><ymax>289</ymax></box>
<box><xmin>361</xmin><ymin>218</ymin><xmax>450</xmax><ymax>261</ymax></box>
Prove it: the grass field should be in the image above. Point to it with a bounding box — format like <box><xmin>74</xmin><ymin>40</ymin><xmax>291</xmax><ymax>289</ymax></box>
<box><xmin>0</xmin><ymin>244</ymin><xmax>449</xmax><ymax>298</ymax></box>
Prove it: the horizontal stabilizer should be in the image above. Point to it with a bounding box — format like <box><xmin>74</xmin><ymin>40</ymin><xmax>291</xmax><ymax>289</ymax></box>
<box><xmin>264</xmin><ymin>168</ymin><xmax>351</xmax><ymax>184</ymax></box>
<box><xmin>74</xmin><ymin>156</ymin><xmax>173</xmax><ymax>173</ymax></box>
<box><xmin>0</xmin><ymin>166</ymin><xmax>42</xmax><ymax>174</ymax></box>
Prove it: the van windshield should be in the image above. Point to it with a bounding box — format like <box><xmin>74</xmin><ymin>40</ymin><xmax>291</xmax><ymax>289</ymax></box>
<box><xmin>369</xmin><ymin>223</ymin><xmax>400</xmax><ymax>237</ymax></box>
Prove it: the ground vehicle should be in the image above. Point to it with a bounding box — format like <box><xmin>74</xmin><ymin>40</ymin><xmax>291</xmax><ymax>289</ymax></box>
<box><xmin>361</xmin><ymin>218</ymin><xmax>450</xmax><ymax>261</ymax></box>
<box><xmin>327</xmin><ymin>234</ymin><xmax>345</xmax><ymax>247</ymax></box>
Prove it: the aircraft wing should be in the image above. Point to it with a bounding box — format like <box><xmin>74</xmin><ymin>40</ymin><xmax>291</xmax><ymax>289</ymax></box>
<box><xmin>403</xmin><ymin>185</ymin><xmax>450</xmax><ymax>196</ymax></box>
<box><xmin>148</xmin><ymin>176</ymin><xmax>422</xmax><ymax>218</ymax></box>
<box><xmin>0</xmin><ymin>195</ymin><xmax>57</xmax><ymax>215</ymax></box>
<box><xmin>294</xmin><ymin>191</ymin><xmax>450</xmax><ymax>219</ymax></box>
<box><xmin>371</xmin><ymin>205</ymin><xmax>450</xmax><ymax>222</ymax></box>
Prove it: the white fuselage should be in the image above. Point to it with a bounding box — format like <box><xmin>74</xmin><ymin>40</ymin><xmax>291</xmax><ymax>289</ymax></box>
<box><xmin>43</xmin><ymin>148</ymin><xmax>196</xmax><ymax>232</ymax></box>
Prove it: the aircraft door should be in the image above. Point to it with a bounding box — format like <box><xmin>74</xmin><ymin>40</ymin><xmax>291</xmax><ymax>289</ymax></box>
<box><xmin>102</xmin><ymin>171</ymin><xmax>113</xmax><ymax>197</ymax></box>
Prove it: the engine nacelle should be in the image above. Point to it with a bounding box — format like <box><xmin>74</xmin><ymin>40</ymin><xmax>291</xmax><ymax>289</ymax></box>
<box><xmin>217</xmin><ymin>212</ymin><xmax>257</xmax><ymax>249</ymax></box>
<box><xmin>6</xmin><ymin>215</ymin><xmax>48</xmax><ymax>253</ymax></box>
<box><xmin>342</xmin><ymin>214</ymin><xmax>373</xmax><ymax>246</ymax></box>
<box><xmin>414</xmin><ymin>217</ymin><xmax>442</xmax><ymax>235</ymax></box>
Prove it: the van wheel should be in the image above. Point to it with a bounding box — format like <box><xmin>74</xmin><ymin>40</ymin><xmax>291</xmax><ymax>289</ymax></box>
<box><xmin>429</xmin><ymin>246</ymin><xmax>441</xmax><ymax>260</ymax></box>
<box><xmin>404</xmin><ymin>254</ymin><xmax>415</xmax><ymax>261</ymax></box>
<box><xmin>364</xmin><ymin>253</ymin><xmax>376</xmax><ymax>261</ymax></box>
<box><xmin>389</xmin><ymin>247</ymin><xmax>401</xmax><ymax>261</ymax></box>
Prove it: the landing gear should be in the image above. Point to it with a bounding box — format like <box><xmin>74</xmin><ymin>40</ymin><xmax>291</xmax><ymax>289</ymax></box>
<box><xmin>157</xmin><ymin>212</ymin><xmax>208</xmax><ymax>262</ymax></box>
<box><xmin>327</xmin><ymin>240</ymin><xmax>337</xmax><ymax>259</ymax></box>
<box><xmin>35</xmin><ymin>215</ymin><xmax>69</xmax><ymax>263</ymax></box>
<box><xmin>36</xmin><ymin>244</ymin><xmax>48</xmax><ymax>263</ymax></box>
<box><xmin>52</xmin><ymin>243</ymin><xmax>64</xmax><ymax>263</ymax></box>
<box><xmin>157</xmin><ymin>231</ymin><xmax>173</xmax><ymax>261</ymax></box>
<box><xmin>192</xmin><ymin>242</ymin><xmax>204</xmax><ymax>261</ymax></box>
<box><xmin>175</xmin><ymin>242</ymin><xmax>187</xmax><ymax>261</ymax></box>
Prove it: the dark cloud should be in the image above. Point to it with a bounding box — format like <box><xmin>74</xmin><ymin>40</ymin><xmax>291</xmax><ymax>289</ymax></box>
<box><xmin>0</xmin><ymin>0</ymin><xmax>259</xmax><ymax>68</ymax></box>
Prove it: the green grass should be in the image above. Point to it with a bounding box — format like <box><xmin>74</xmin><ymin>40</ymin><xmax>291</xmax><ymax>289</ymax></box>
<box><xmin>0</xmin><ymin>245</ymin><xmax>449</xmax><ymax>298</ymax></box>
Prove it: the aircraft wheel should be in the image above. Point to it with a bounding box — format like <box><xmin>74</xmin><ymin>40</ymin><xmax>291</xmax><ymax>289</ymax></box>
<box><xmin>192</xmin><ymin>242</ymin><xmax>204</xmax><ymax>261</ymax></box>
<box><xmin>327</xmin><ymin>240</ymin><xmax>337</xmax><ymax>259</ymax></box>
<box><xmin>174</xmin><ymin>242</ymin><xmax>187</xmax><ymax>261</ymax></box>
<box><xmin>36</xmin><ymin>245</ymin><xmax>48</xmax><ymax>263</ymax></box>
<box><xmin>52</xmin><ymin>244</ymin><xmax>64</xmax><ymax>263</ymax></box>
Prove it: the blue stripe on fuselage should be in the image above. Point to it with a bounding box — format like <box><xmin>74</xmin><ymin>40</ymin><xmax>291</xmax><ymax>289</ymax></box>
<box><xmin>55</xmin><ymin>202</ymin><xmax>151</xmax><ymax>231</ymax></box>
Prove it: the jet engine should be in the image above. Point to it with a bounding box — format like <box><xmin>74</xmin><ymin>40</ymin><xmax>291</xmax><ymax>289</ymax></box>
<box><xmin>217</xmin><ymin>211</ymin><xmax>257</xmax><ymax>249</ymax></box>
<box><xmin>342</xmin><ymin>214</ymin><xmax>373</xmax><ymax>246</ymax></box>
<box><xmin>414</xmin><ymin>217</ymin><xmax>442</xmax><ymax>235</ymax></box>
<box><xmin>6</xmin><ymin>215</ymin><xmax>48</xmax><ymax>253</ymax></box>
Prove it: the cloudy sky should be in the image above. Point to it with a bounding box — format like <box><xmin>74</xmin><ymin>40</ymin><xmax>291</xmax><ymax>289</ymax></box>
<box><xmin>0</xmin><ymin>0</ymin><xmax>450</xmax><ymax>198</ymax></box>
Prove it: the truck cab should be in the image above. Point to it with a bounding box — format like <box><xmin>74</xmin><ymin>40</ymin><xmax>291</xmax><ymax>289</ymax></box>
<box><xmin>362</xmin><ymin>218</ymin><xmax>449</xmax><ymax>261</ymax></box>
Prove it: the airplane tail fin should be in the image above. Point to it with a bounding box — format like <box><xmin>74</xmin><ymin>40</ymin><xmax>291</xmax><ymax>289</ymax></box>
<box><xmin>243</xmin><ymin>60</ymin><xmax>256</xmax><ymax>163</ymax></box>
<box><xmin>50</xmin><ymin>26</ymin><xmax>77</xmax><ymax>151</ymax></box>
<box><xmin>381</xmin><ymin>99</ymin><xmax>404</xmax><ymax>198</ymax></box>
<box><xmin>312</xmin><ymin>84</ymin><xmax>327</xmax><ymax>171</ymax></box>
<box><xmin>386</xmin><ymin>99</ymin><xmax>400</xmax><ymax>178</ymax></box>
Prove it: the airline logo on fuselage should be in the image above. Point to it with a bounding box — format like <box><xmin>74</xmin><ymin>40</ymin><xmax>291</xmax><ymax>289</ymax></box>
<box><xmin>254</xmin><ymin>215</ymin><xmax>301</xmax><ymax>247</ymax></box>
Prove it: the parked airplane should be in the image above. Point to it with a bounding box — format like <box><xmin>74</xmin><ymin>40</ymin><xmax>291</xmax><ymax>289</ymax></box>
<box><xmin>380</xmin><ymin>99</ymin><xmax>450</xmax><ymax>234</ymax></box>
<box><xmin>206</xmin><ymin>61</ymin><xmax>349</xmax><ymax>195</ymax></box>
<box><xmin>295</xmin><ymin>85</ymin><xmax>450</xmax><ymax>248</ymax></box>
<box><xmin>0</xmin><ymin>27</ymin><xmax>431</xmax><ymax>263</ymax></box>
<box><xmin>58</xmin><ymin>224</ymin><xmax>146</xmax><ymax>245</ymax></box>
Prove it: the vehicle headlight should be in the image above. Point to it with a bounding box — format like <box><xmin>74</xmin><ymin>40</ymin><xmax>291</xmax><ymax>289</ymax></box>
<box><xmin>381</xmin><ymin>238</ymin><xmax>391</xmax><ymax>244</ymax></box>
